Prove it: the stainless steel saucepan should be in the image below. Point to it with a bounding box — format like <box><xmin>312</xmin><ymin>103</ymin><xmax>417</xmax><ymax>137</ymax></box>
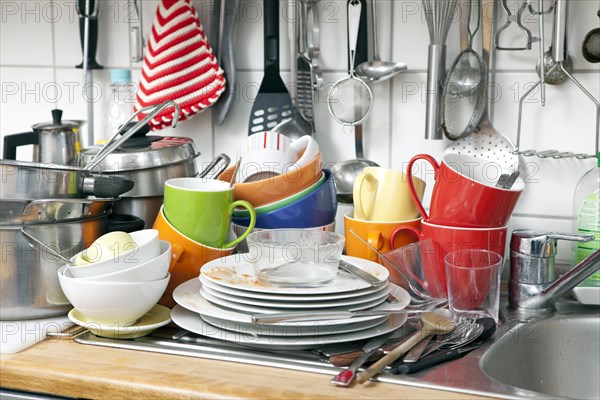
<box><xmin>0</xmin><ymin>213</ymin><xmax>108</xmax><ymax>320</ymax></box>
<box><xmin>0</xmin><ymin>197</ymin><xmax>116</xmax><ymax>225</ymax></box>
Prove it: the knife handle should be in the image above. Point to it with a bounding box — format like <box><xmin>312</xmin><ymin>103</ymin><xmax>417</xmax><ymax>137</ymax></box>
<box><xmin>329</xmin><ymin>349</ymin><xmax>383</xmax><ymax>367</ymax></box>
<box><xmin>394</xmin><ymin>348</ymin><xmax>465</xmax><ymax>374</ymax></box>
<box><xmin>356</xmin><ymin>330</ymin><xmax>423</xmax><ymax>383</ymax></box>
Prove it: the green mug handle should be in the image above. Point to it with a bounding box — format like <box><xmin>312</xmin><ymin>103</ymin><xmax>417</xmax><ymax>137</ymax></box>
<box><xmin>225</xmin><ymin>200</ymin><xmax>256</xmax><ymax>248</ymax></box>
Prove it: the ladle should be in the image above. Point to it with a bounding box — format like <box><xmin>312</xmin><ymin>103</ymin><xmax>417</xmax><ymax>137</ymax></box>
<box><xmin>270</xmin><ymin>107</ymin><xmax>313</xmax><ymax>141</ymax></box>
<box><xmin>331</xmin><ymin>1</ymin><xmax>379</xmax><ymax>204</ymax></box>
<box><xmin>355</xmin><ymin>0</ymin><xmax>406</xmax><ymax>82</ymax></box>
<box><xmin>445</xmin><ymin>0</ymin><xmax>484</xmax><ymax>97</ymax></box>
<box><xmin>331</xmin><ymin>158</ymin><xmax>378</xmax><ymax>203</ymax></box>
<box><xmin>356</xmin><ymin>312</ymin><xmax>456</xmax><ymax>383</ymax></box>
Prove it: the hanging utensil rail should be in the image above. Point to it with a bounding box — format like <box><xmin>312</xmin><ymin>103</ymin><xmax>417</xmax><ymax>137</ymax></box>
<box><xmin>514</xmin><ymin>0</ymin><xmax>600</xmax><ymax>159</ymax></box>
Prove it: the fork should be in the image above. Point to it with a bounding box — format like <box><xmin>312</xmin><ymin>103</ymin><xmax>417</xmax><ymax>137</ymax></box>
<box><xmin>420</xmin><ymin>318</ymin><xmax>480</xmax><ymax>357</ymax></box>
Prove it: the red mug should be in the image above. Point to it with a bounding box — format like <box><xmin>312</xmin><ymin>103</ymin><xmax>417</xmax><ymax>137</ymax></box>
<box><xmin>390</xmin><ymin>220</ymin><xmax>507</xmax><ymax>292</ymax></box>
<box><xmin>407</xmin><ymin>153</ymin><xmax>524</xmax><ymax>228</ymax></box>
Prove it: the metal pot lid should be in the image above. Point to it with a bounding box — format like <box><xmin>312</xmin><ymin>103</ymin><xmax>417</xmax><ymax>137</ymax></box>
<box><xmin>32</xmin><ymin>109</ymin><xmax>80</xmax><ymax>131</ymax></box>
<box><xmin>78</xmin><ymin>136</ymin><xmax>199</xmax><ymax>172</ymax></box>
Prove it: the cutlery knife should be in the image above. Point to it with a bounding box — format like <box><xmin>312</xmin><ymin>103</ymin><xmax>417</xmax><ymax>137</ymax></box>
<box><xmin>402</xmin><ymin>335</ymin><xmax>432</xmax><ymax>363</ymax></box>
<box><xmin>330</xmin><ymin>330</ymin><xmax>396</xmax><ymax>386</ymax></box>
<box><xmin>338</xmin><ymin>259</ymin><xmax>386</xmax><ymax>286</ymax></box>
<box><xmin>251</xmin><ymin>307</ymin><xmax>428</xmax><ymax>324</ymax></box>
<box><xmin>391</xmin><ymin>344</ymin><xmax>481</xmax><ymax>374</ymax></box>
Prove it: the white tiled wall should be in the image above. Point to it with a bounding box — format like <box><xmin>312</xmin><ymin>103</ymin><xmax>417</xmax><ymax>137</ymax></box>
<box><xmin>1</xmin><ymin>0</ymin><xmax>599</xmax><ymax>263</ymax></box>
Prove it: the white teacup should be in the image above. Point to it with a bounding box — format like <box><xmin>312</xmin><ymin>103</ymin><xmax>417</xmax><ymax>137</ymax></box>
<box><xmin>237</xmin><ymin>132</ymin><xmax>319</xmax><ymax>182</ymax></box>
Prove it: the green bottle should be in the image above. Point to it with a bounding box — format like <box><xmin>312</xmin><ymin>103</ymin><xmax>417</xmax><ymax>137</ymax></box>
<box><xmin>572</xmin><ymin>152</ymin><xmax>600</xmax><ymax>287</ymax></box>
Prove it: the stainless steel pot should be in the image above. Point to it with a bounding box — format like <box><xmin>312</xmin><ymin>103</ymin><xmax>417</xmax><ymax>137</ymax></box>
<box><xmin>0</xmin><ymin>197</ymin><xmax>116</xmax><ymax>225</ymax></box>
<box><xmin>111</xmin><ymin>196</ymin><xmax>164</xmax><ymax>229</ymax></box>
<box><xmin>79</xmin><ymin>133</ymin><xmax>225</xmax><ymax>228</ymax></box>
<box><xmin>0</xmin><ymin>160</ymin><xmax>134</xmax><ymax>200</ymax></box>
<box><xmin>2</xmin><ymin>109</ymin><xmax>83</xmax><ymax>166</ymax></box>
<box><xmin>0</xmin><ymin>213</ymin><xmax>108</xmax><ymax>320</ymax></box>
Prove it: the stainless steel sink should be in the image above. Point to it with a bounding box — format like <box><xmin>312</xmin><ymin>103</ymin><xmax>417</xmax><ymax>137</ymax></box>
<box><xmin>72</xmin><ymin>295</ymin><xmax>600</xmax><ymax>400</ymax></box>
<box><xmin>369</xmin><ymin>298</ymin><xmax>600</xmax><ymax>399</ymax></box>
<box><xmin>481</xmin><ymin>313</ymin><xmax>600</xmax><ymax>399</ymax></box>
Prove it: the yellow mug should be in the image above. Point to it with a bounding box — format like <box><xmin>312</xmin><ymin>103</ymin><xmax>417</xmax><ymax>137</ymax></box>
<box><xmin>344</xmin><ymin>210</ymin><xmax>421</xmax><ymax>264</ymax></box>
<box><xmin>353</xmin><ymin>166</ymin><xmax>426</xmax><ymax>222</ymax></box>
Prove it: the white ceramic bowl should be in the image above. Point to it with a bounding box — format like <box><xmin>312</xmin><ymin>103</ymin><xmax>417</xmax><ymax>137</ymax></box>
<box><xmin>237</xmin><ymin>133</ymin><xmax>319</xmax><ymax>183</ymax></box>
<box><xmin>64</xmin><ymin>241</ymin><xmax>171</xmax><ymax>283</ymax></box>
<box><xmin>69</xmin><ymin>229</ymin><xmax>161</xmax><ymax>278</ymax></box>
<box><xmin>57</xmin><ymin>267</ymin><xmax>170</xmax><ymax>325</ymax></box>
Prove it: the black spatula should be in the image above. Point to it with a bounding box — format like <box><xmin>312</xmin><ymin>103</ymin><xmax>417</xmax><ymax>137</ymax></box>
<box><xmin>247</xmin><ymin>0</ymin><xmax>293</xmax><ymax>135</ymax></box>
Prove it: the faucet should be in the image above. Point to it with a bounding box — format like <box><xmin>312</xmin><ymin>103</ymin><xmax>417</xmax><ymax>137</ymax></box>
<box><xmin>509</xmin><ymin>230</ymin><xmax>600</xmax><ymax>312</ymax></box>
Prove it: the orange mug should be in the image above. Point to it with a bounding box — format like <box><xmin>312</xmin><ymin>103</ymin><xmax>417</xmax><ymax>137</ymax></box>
<box><xmin>153</xmin><ymin>206</ymin><xmax>237</xmax><ymax>307</ymax></box>
<box><xmin>344</xmin><ymin>210</ymin><xmax>420</xmax><ymax>264</ymax></box>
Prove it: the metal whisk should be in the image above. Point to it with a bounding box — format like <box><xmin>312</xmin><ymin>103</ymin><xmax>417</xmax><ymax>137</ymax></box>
<box><xmin>423</xmin><ymin>0</ymin><xmax>460</xmax><ymax>140</ymax></box>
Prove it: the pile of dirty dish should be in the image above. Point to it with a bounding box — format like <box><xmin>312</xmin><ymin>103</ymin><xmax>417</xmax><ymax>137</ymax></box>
<box><xmin>220</xmin><ymin>132</ymin><xmax>338</xmax><ymax>250</ymax></box>
<box><xmin>170</xmin><ymin>253</ymin><xmax>415</xmax><ymax>350</ymax></box>
<box><xmin>57</xmin><ymin>229</ymin><xmax>172</xmax><ymax>339</ymax></box>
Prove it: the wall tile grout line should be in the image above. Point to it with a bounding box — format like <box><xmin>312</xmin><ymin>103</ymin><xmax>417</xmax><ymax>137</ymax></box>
<box><xmin>388</xmin><ymin>0</ymin><xmax>395</xmax><ymax>166</ymax></box>
<box><xmin>50</xmin><ymin>0</ymin><xmax>58</xmax><ymax>108</ymax></box>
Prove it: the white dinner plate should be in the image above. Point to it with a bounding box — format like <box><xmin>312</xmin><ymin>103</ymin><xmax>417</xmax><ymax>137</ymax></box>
<box><xmin>200</xmin><ymin>314</ymin><xmax>388</xmax><ymax>337</ymax></box>
<box><xmin>68</xmin><ymin>304</ymin><xmax>171</xmax><ymax>339</ymax></box>
<box><xmin>199</xmin><ymin>255</ymin><xmax>389</xmax><ymax>295</ymax></box>
<box><xmin>172</xmin><ymin>279</ymin><xmax>386</xmax><ymax>327</ymax></box>
<box><xmin>171</xmin><ymin>304</ymin><xmax>408</xmax><ymax>350</ymax></box>
<box><xmin>200</xmin><ymin>279</ymin><xmax>392</xmax><ymax>310</ymax></box>
<box><xmin>199</xmin><ymin>286</ymin><xmax>389</xmax><ymax>315</ymax></box>
<box><xmin>198</xmin><ymin>273</ymin><xmax>386</xmax><ymax>302</ymax></box>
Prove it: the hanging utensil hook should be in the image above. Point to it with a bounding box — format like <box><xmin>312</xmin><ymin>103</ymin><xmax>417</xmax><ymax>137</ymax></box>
<box><xmin>75</xmin><ymin>0</ymin><xmax>99</xmax><ymax>19</ymax></box>
<box><xmin>527</xmin><ymin>0</ymin><xmax>555</xmax><ymax>15</ymax></box>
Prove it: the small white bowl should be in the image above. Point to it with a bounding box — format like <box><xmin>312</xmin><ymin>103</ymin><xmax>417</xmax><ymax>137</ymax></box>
<box><xmin>64</xmin><ymin>241</ymin><xmax>171</xmax><ymax>283</ymax></box>
<box><xmin>57</xmin><ymin>268</ymin><xmax>170</xmax><ymax>325</ymax></box>
<box><xmin>69</xmin><ymin>229</ymin><xmax>161</xmax><ymax>278</ymax></box>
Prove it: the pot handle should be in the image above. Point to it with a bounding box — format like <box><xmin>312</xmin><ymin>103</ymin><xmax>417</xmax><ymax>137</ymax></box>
<box><xmin>107</xmin><ymin>214</ymin><xmax>145</xmax><ymax>233</ymax></box>
<box><xmin>20</xmin><ymin>229</ymin><xmax>74</xmax><ymax>265</ymax></box>
<box><xmin>3</xmin><ymin>131</ymin><xmax>39</xmax><ymax>160</ymax></box>
<box><xmin>197</xmin><ymin>153</ymin><xmax>231</xmax><ymax>179</ymax></box>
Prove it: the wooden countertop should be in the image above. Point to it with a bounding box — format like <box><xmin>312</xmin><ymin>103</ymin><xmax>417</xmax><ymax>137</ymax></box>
<box><xmin>1</xmin><ymin>334</ymin><xmax>491</xmax><ymax>400</ymax></box>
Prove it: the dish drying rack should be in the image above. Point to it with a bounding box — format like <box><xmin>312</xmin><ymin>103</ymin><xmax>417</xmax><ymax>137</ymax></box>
<box><xmin>504</xmin><ymin>0</ymin><xmax>600</xmax><ymax>159</ymax></box>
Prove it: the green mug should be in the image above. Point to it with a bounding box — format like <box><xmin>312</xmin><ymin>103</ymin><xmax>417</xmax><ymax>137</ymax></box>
<box><xmin>164</xmin><ymin>178</ymin><xmax>256</xmax><ymax>248</ymax></box>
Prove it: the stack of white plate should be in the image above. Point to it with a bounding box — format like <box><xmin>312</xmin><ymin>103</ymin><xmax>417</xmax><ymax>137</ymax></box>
<box><xmin>171</xmin><ymin>255</ymin><xmax>411</xmax><ymax>350</ymax></box>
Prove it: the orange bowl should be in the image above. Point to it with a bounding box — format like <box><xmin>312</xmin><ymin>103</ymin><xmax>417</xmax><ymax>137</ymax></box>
<box><xmin>153</xmin><ymin>206</ymin><xmax>236</xmax><ymax>307</ymax></box>
<box><xmin>218</xmin><ymin>152</ymin><xmax>323</xmax><ymax>207</ymax></box>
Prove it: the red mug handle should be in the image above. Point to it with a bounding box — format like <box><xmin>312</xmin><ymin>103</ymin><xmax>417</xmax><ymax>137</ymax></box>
<box><xmin>407</xmin><ymin>154</ymin><xmax>440</xmax><ymax>222</ymax></box>
<box><xmin>390</xmin><ymin>225</ymin><xmax>423</xmax><ymax>250</ymax></box>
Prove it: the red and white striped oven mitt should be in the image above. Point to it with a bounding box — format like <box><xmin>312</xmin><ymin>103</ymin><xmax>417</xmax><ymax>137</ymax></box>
<box><xmin>135</xmin><ymin>0</ymin><xmax>225</xmax><ymax>130</ymax></box>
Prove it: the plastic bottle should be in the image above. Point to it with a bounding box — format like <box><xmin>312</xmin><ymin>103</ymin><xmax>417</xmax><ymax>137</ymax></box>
<box><xmin>98</xmin><ymin>69</ymin><xmax>135</xmax><ymax>144</ymax></box>
<box><xmin>572</xmin><ymin>152</ymin><xmax>600</xmax><ymax>287</ymax></box>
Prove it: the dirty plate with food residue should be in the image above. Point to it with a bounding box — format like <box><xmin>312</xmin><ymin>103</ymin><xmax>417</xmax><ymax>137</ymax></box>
<box><xmin>199</xmin><ymin>254</ymin><xmax>389</xmax><ymax>295</ymax></box>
